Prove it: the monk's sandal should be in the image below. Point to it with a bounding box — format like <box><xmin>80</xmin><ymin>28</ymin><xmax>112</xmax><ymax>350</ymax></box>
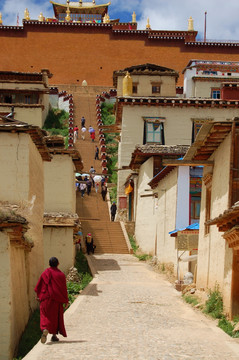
<box><xmin>41</xmin><ymin>329</ymin><xmax>48</xmax><ymax>344</ymax></box>
<box><xmin>51</xmin><ymin>335</ymin><xmax>59</xmax><ymax>342</ymax></box>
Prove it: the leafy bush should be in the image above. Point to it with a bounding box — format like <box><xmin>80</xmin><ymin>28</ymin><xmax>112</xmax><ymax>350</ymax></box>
<box><xmin>109</xmin><ymin>186</ymin><xmax>117</xmax><ymax>203</ymax></box>
<box><xmin>101</xmin><ymin>103</ymin><xmax>115</xmax><ymax>124</ymax></box>
<box><xmin>203</xmin><ymin>285</ymin><xmax>223</xmax><ymax>319</ymax></box>
<box><xmin>43</xmin><ymin>108</ymin><xmax>69</xmax><ymax>129</ymax></box>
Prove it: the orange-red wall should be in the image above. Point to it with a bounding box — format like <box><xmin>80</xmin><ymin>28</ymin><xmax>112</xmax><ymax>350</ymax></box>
<box><xmin>1</xmin><ymin>23</ymin><xmax>239</xmax><ymax>86</ymax></box>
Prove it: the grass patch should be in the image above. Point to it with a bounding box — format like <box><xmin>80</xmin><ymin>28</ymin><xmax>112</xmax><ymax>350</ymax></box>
<box><xmin>183</xmin><ymin>294</ymin><xmax>199</xmax><ymax>307</ymax></box>
<box><xmin>203</xmin><ymin>285</ymin><xmax>223</xmax><ymax>319</ymax></box>
<box><xmin>136</xmin><ymin>254</ymin><xmax>152</xmax><ymax>261</ymax></box>
<box><xmin>129</xmin><ymin>235</ymin><xmax>152</xmax><ymax>261</ymax></box>
<box><xmin>129</xmin><ymin>234</ymin><xmax>139</xmax><ymax>253</ymax></box>
<box><xmin>15</xmin><ymin>310</ymin><xmax>41</xmax><ymax>359</ymax></box>
<box><xmin>218</xmin><ymin>316</ymin><xmax>239</xmax><ymax>338</ymax></box>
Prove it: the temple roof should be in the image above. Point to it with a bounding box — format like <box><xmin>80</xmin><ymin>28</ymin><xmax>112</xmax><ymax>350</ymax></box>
<box><xmin>129</xmin><ymin>144</ymin><xmax>189</xmax><ymax>170</ymax></box>
<box><xmin>50</xmin><ymin>1</ymin><xmax>110</xmax><ymax>16</ymax></box>
<box><xmin>114</xmin><ymin>63</ymin><xmax>178</xmax><ymax>82</ymax></box>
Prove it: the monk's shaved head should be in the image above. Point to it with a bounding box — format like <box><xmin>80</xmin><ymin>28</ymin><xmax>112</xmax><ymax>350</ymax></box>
<box><xmin>49</xmin><ymin>257</ymin><xmax>59</xmax><ymax>267</ymax></box>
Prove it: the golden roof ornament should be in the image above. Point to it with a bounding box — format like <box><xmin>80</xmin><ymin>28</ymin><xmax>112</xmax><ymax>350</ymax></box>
<box><xmin>0</xmin><ymin>13</ymin><xmax>2</xmax><ymax>25</ymax></box>
<box><xmin>123</xmin><ymin>71</ymin><xmax>133</xmax><ymax>97</ymax></box>
<box><xmin>188</xmin><ymin>16</ymin><xmax>194</xmax><ymax>31</ymax></box>
<box><xmin>132</xmin><ymin>11</ymin><xmax>136</xmax><ymax>23</ymax></box>
<box><xmin>103</xmin><ymin>13</ymin><xmax>110</xmax><ymax>23</ymax></box>
<box><xmin>65</xmin><ymin>1</ymin><xmax>71</xmax><ymax>22</ymax></box>
<box><xmin>38</xmin><ymin>12</ymin><xmax>44</xmax><ymax>22</ymax></box>
<box><xmin>79</xmin><ymin>0</ymin><xmax>83</xmax><ymax>6</ymax></box>
<box><xmin>146</xmin><ymin>17</ymin><xmax>151</xmax><ymax>30</ymax></box>
<box><xmin>24</xmin><ymin>8</ymin><xmax>30</xmax><ymax>21</ymax></box>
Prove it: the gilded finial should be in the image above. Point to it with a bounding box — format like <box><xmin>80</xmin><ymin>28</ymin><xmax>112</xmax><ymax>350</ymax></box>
<box><xmin>65</xmin><ymin>1</ymin><xmax>71</xmax><ymax>22</ymax></box>
<box><xmin>79</xmin><ymin>0</ymin><xmax>82</xmax><ymax>6</ymax></box>
<box><xmin>132</xmin><ymin>11</ymin><xmax>136</xmax><ymax>23</ymax></box>
<box><xmin>123</xmin><ymin>72</ymin><xmax>133</xmax><ymax>97</ymax></box>
<box><xmin>146</xmin><ymin>17</ymin><xmax>151</xmax><ymax>30</ymax></box>
<box><xmin>38</xmin><ymin>12</ymin><xmax>44</xmax><ymax>22</ymax></box>
<box><xmin>103</xmin><ymin>13</ymin><xmax>110</xmax><ymax>23</ymax></box>
<box><xmin>0</xmin><ymin>13</ymin><xmax>2</xmax><ymax>25</ymax></box>
<box><xmin>24</xmin><ymin>8</ymin><xmax>30</xmax><ymax>21</ymax></box>
<box><xmin>188</xmin><ymin>16</ymin><xmax>194</xmax><ymax>31</ymax></box>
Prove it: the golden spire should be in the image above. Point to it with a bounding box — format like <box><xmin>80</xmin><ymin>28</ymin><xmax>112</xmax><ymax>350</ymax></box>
<box><xmin>123</xmin><ymin>72</ymin><xmax>133</xmax><ymax>97</ymax></box>
<box><xmin>188</xmin><ymin>16</ymin><xmax>194</xmax><ymax>31</ymax></box>
<box><xmin>0</xmin><ymin>13</ymin><xmax>2</xmax><ymax>25</ymax></box>
<box><xmin>132</xmin><ymin>11</ymin><xmax>136</xmax><ymax>23</ymax></box>
<box><xmin>24</xmin><ymin>8</ymin><xmax>30</xmax><ymax>21</ymax></box>
<box><xmin>79</xmin><ymin>0</ymin><xmax>83</xmax><ymax>6</ymax></box>
<box><xmin>65</xmin><ymin>1</ymin><xmax>71</xmax><ymax>22</ymax></box>
<box><xmin>38</xmin><ymin>12</ymin><xmax>44</xmax><ymax>22</ymax></box>
<box><xmin>103</xmin><ymin>13</ymin><xmax>110</xmax><ymax>23</ymax></box>
<box><xmin>146</xmin><ymin>17</ymin><xmax>151</xmax><ymax>30</ymax></box>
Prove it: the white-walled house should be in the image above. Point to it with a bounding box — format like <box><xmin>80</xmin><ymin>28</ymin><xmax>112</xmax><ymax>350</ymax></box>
<box><xmin>183</xmin><ymin>60</ymin><xmax>239</xmax><ymax>99</ymax></box>
<box><xmin>114</xmin><ymin>63</ymin><xmax>239</xmax><ymax>221</ymax></box>
<box><xmin>182</xmin><ymin>118</ymin><xmax>239</xmax><ymax>319</ymax></box>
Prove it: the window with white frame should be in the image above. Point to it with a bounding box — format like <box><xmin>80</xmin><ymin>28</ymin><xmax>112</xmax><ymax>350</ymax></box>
<box><xmin>211</xmin><ymin>89</ymin><xmax>221</xmax><ymax>99</ymax></box>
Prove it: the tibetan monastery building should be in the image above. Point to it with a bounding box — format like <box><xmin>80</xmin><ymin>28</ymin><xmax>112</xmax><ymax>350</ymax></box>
<box><xmin>1</xmin><ymin>1</ymin><xmax>239</xmax><ymax>86</ymax></box>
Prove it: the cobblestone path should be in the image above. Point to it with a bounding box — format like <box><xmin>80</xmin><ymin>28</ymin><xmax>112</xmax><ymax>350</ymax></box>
<box><xmin>24</xmin><ymin>254</ymin><xmax>239</xmax><ymax>360</ymax></box>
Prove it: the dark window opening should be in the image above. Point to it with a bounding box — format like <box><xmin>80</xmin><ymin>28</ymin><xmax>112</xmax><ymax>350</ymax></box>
<box><xmin>132</xmin><ymin>83</ymin><xmax>138</xmax><ymax>94</ymax></box>
<box><xmin>152</xmin><ymin>85</ymin><xmax>161</xmax><ymax>94</ymax></box>
<box><xmin>211</xmin><ymin>89</ymin><xmax>221</xmax><ymax>99</ymax></box>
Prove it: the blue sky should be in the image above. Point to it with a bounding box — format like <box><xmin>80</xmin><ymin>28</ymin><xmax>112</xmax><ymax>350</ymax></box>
<box><xmin>1</xmin><ymin>0</ymin><xmax>239</xmax><ymax>41</ymax></box>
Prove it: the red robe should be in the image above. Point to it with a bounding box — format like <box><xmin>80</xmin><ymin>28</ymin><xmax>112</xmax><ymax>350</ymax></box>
<box><xmin>34</xmin><ymin>267</ymin><xmax>68</xmax><ymax>337</ymax></box>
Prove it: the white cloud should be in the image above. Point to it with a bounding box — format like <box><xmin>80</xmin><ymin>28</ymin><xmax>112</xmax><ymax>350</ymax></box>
<box><xmin>1</xmin><ymin>0</ymin><xmax>52</xmax><ymax>25</ymax></box>
<box><xmin>137</xmin><ymin>0</ymin><xmax>239</xmax><ymax>41</ymax></box>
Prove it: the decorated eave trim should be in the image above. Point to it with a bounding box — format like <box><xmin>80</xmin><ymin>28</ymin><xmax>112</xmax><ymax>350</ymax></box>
<box><xmin>192</xmin><ymin>76</ymin><xmax>239</xmax><ymax>82</ymax></box>
<box><xmin>186</xmin><ymin>41</ymin><xmax>239</xmax><ymax>47</ymax></box>
<box><xmin>50</xmin><ymin>1</ymin><xmax>111</xmax><ymax>9</ymax></box>
<box><xmin>43</xmin><ymin>212</ymin><xmax>79</xmax><ymax>227</ymax></box>
<box><xmin>21</xmin><ymin>20</ymin><xmax>112</xmax><ymax>27</ymax></box>
<box><xmin>206</xmin><ymin>203</ymin><xmax>239</xmax><ymax>228</ymax></box>
<box><xmin>117</xmin><ymin>97</ymin><xmax>239</xmax><ymax>108</ymax></box>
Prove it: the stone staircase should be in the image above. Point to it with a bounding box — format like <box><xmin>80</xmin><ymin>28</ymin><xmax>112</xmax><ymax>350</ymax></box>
<box><xmin>57</xmin><ymin>85</ymin><xmax>130</xmax><ymax>254</ymax></box>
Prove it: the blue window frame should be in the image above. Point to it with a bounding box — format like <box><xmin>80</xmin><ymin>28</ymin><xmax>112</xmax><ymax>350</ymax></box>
<box><xmin>211</xmin><ymin>89</ymin><xmax>221</xmax><ymax>99</ymax></box>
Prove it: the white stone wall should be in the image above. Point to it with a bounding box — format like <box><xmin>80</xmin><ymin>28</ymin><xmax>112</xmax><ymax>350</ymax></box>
<box><xmin>43</xmin><ymin>227</ymin><xmax>74</xmax><ymax>275</ymax></box>
<box><xmin>117</xmin><ymin>74</ymin><xmax>176</xmax><ymax>97</ymax></box>
<box><xmin>0</xmin><ymin>132</ymin><xmax>45</xmax><ymax>358</ymax></box>
<box><xmin>117</xmin><ymin>104</ymin><xmax>239</xmax><ymax>196</ymax></box>
<box><xmin>135</xmin><ymin>157</ymin><xmax>156</xmax><ymax>254</ymax></box>
<box><xmin>196</xmin><ymin>133</ymin><xmax>233</xmax><ymax>313</ymax></box>
<box><xmin>0</xmin><ymin>231</ymin><xmax>12</xmax><ymax>360</ymax></box>
<box><xmin>44</xmin><ymin>155</ymin><xmax>76</xmax><ymax>213</ymax></box>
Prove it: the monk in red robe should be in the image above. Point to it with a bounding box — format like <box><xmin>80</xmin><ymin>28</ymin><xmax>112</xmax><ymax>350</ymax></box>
<box><xmin>35</xmin><ymin>257</ymin><xmax>69</xmax><ymax>343</ymax></box>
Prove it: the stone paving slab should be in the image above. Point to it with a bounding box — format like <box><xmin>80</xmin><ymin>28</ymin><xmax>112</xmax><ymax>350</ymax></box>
<box><xmin>24</xmin><ymin>254</ymin><xmax>239</xmax><ymax>360</ymax></box>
